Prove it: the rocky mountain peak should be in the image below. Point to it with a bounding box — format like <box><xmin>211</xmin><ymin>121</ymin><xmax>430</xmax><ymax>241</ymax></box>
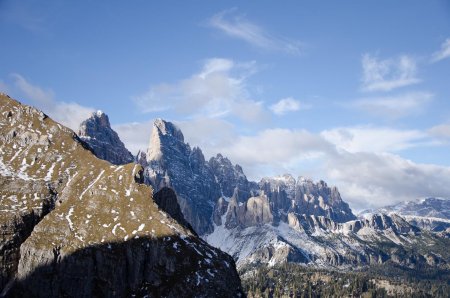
<box><xmin>78</xmin><ymin>110</ymin><xmax>134</xmax><ymax>165</ymax></box>
<box><xmin>209</xmin><ymin>153</ymin><xmax>254</xmax><ymax>200</ymax></box>
<box><xmin>147</xmin><ymin>119</ymin><xmax>184</xmax><ymax>162</ymax></box>
<box><xmin>154</xmin><ymin>118</ymin><xmax>184</xmax><ymax>141</ymax></box>
<box><xmin>144</xmin><ymin>119</ymin><xmax>221</xmax><ymax>235</ymax></box>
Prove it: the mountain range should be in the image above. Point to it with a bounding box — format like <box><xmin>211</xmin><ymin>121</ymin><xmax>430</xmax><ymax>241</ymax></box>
<box><xmin>1</xmin><ymin>93</ymin><xmax>449</xmax><ymax>297</ymax></box>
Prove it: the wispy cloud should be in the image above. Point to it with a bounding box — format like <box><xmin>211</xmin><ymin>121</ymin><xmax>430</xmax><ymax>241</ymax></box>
<box><xmin>208</xmin><ymin>9</ymin><xmax>303</xmax><ymax>55</ymax></box>
<box><xmin>431</xmin><ymin>38</ymin><xmax>450</xmax><ymax>62</ymax></box>
<box><xmin>113</xmin><ymin>120</ymin><xmax>154</xmax><ymax>154</ymax></box>
<box><xmin>429</xmin><ymin>123</ymin><xmax>450</xmax><ymax>140</ymax></box>
<box><xmin>134</xmin><ymin>58</ymin><xmax>269</xmax><ymax>123</ymax></box>
<box><xmin>321</xmin><ymin>126</ymin><xmax>428</xmax><ymax>153</ymax></box>
<box><xmin>8</xmin><ymin>74</ymin><xmax>94</xmax><ymax>131</ymax></box>
<box><xmin>361</xmin><ymin>53</ymin><xmax>420</xmax><ymax>92</ymax></box>
<box><xmin>270</xmin><ymin>97</ymin><xmax>309</xmax><ymax>115</ymax></box>
<box><xmin>352</xmin><ymin>91</ymin><xmax>432</xmax><ymax>118</ymax></box>
<box><xmin>11</xmin><ymin>73</ymin><xmax>54</xmax><ymax>105</ymax></box>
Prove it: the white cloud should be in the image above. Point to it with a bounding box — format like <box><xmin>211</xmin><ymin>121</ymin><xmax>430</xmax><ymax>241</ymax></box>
<box><xmin>321</xmin><ymin>126</ymin><xmax>427</xmax><ymax>153</ymax></box>
<box><xmin>208</xmin><ymin>9</ymin><xmax>303</xmax><ymax>55</ymax></box>
<box><xmin>353</xmin><ymin>91</ymin><xmax>433</xmax><ymax>118</ymax></box>
<box><xmin>179</xmin><ymin>118</ymin><xmax>450</xmax><ymax>210</ymax></box>
<box><xmin>12</xmin><ymin>73</ymin><xmax>54</xmax><ymax>105</ymax></box>
<box><xmin>176</xmin><ymin>118</ymin><xmax>237</xmax><ymax>157</ymax></box>
<box><xmin>361</xmin><ymin>54</ymin><xmax>420</xmax><ymax>92</ymax></box>
<box><xmin>134</xmin><ymin>58</ymin><xmax>270</xmax><ymax>123</ymax></box>
<box><xmin>221</xmin><ymin>127</ymin><xmax>450</xmax><ymax>210</ymax></box>
<box><xmin>113</xmin><ymin>120</ymin><xmax>154</xmax><ymax>155</ymax></box>
<box><xmin>9</xmin><ymin>74</ymin><xmax>94</xmax><ymax>131</ymax></box>
<box><xmin>431</xmin><ymin>38</ymin><xmax>450</xmax><ymax>62</ymax></box>
<box><xmin>270</xmin><ymin>97</ymin><xmax>308</xmax><ymax>115</ymax></box>
<box><xmin>327</xmin><ymin>152</ymin><xmax>450</xmax><ymax>210</ymax></box>
<box><xmin>204</xmin><ymin>128</ymin><xmax>335</xmax><ymax>179</ymax></box>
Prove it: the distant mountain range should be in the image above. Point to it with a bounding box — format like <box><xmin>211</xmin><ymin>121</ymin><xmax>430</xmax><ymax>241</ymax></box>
<box><xmin>78</xmin><ymin>110</ymin><xmax>450</xmax><ymax>273</ymax></box>
<box><xmin>359</xmin><ymin>197</ymin><xmax>450</xmax><ymax>232</ymax></box>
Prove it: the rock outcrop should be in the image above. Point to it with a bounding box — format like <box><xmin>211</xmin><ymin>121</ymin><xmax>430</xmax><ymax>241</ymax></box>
<box><xmin>225</xmin><ymin>193</ymin><xmax>273</xmax><ymax>229</ymax></box>
<box><xmin>208</xmin><ymin>154</ymin><xmax>255</xmax><ymax>200</ymax></box>
<box><xmin>0</xmin><ymin>95</ymin><xmax>243</xmax><ymax>297</ymax></box>
<box><xmin>259</xmin><ymin>175</ymin><xmax>356</xmax><ymax>223</ymax></box>
<box><xmin>78</xmin><ymin>110</ymin><xmax>134</xmax><ymax>165</ymax></box>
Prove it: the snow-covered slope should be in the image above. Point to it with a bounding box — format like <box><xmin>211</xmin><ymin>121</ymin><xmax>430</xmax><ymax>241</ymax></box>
<box><xmin>206</xmin><ymin>210</ymin><xmax>449</xmax><ymax>270</ymax></box>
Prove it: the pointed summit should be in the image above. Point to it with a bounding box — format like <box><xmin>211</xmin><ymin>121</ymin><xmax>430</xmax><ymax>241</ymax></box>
<box><xmin>153</xmin><ymin>118</ymin><xmax>184</xmax><ymax>141</ymax></box>
<box><xmin>78</xmin><ymin>111</ymin><xmax>134</xmax><ymax>165</ymax></box>
<box><xmin>147</xmin><ymin>119</ymin><xmax>184</xmax><ymax>162</ymax></box>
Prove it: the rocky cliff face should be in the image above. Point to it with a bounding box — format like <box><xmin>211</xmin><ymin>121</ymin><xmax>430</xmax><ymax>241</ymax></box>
<box><xmin>208</xmin><ymin>154</ymin><xmax>256</xmax><ymax>200</ymax></box>
<box><xmin>144</xmin><ymin>119</ymin><xmax>221</xmax><ymax>235</ymax></box>
<box><xmin>153</xmin><ymin>187</ymin><xmax>196</xmax><ymax>235</ymax></box>
<box><xmin>78</xmin><ymin>111</ymin><xmax>134</xmax><ymax>165</ymax></box>
<box><xmin>0</xmin><ymin>95</ymin><xmax>243</xmax><ymax>297</ymax></box>
<box><xmin>259</xmin><ymin>175</ymin><xmax>356</xmax><ymax>223</ymax></box>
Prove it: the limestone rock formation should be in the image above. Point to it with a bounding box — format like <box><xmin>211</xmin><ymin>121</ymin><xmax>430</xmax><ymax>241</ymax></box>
<box><xmin>259</xmin><ymin>175</ymin><xmax>356</xmax><ymax>223</ymax></box>
<box><xmin>78</xmin><ymin>110</ymin><xmax>134</xmax><ymax>165</ymax></box>
<box><xmin>208</xmin><ymin>154</ymin><xmax>255</xmax><ymax>200</ymax></box>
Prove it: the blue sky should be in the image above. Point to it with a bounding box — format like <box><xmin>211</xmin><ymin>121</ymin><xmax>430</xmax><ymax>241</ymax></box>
<box><xmin>1</xmin><ymin>0</ymin><xmax>450</xmax><ymax>210</ymax></box>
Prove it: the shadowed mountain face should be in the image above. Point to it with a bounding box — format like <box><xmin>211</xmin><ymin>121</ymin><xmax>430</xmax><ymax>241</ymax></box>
<box><xmin>10</xmin><ymin>237</ymin><xmax>241</xmax><ymax>298</ymax></box>
<box><xmin>0</xmin><ymin>94</ymin><xmax>243</xmax><ymax>297</ymax></box>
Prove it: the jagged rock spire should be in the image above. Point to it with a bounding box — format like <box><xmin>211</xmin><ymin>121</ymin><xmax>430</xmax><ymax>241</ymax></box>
<box><xmin>78</xmin><ymin>111</ymin><xmax>134</xmax><ymax>165</ymax></box>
